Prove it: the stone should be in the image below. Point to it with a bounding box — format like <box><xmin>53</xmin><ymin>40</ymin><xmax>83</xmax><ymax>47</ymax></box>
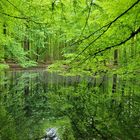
<box><xmin>41</xmin><ymin>128</ymin><xmax>60</xmax><ymax>140</ymax></box>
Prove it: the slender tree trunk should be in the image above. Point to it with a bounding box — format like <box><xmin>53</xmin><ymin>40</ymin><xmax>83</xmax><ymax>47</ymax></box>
<box><xmin>23</xmin><ymin>23</ymin><xmax>30</xmax><ymax>59</ymax></box>
<box><xmin>121</xmin><ymin>78</ymin><xmax>126</xmax><ymax>96</ymax></box>
<box><xmin>114</xmin><ymin>49</ymin><xmax>118</xmax><ymax>65</ymax></box>
<box><xmin>3</xmin><ymin>23</ymin><xmax>7</xmax><ymax>60</ymax></box>
<box><xmin>23</xmin><ymin>36</ymin><xmax>30</xmax><ymax>51</ymax></box>
<box><xmin>3</xmin><ymin>23</ymin><xmax>6</xmax><ymax>35</ymax></box>
<box><xmin>112</xmin><ymin>49</ymin><xmax>118</xmax><ymax>93</ymax></box>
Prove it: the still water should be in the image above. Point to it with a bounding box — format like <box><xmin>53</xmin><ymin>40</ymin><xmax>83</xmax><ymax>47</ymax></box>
<box><xmin>0</xmin><ymin>70</ymin><xmax>140</xmax><ymax>140</ymax></box>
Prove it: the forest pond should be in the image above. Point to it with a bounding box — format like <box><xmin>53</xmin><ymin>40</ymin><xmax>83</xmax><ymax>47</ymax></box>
<box><xmin>0</xmin><ymin>70</ymin><xmax>140</xmax><ymax>140</ymax></box>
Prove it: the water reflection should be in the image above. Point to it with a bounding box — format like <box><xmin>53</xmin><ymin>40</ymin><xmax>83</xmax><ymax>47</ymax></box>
<box><xmin>0</xmin><ymin>70</ymin><xmax>140</xmax><ymax>140</ymax></box>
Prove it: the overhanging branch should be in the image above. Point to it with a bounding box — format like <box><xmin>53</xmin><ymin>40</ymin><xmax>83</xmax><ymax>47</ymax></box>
<box><xmin>79</xmin><ymin>0</ymin><xmax>93</xmax><ymax>37</ymax></box>
<box><xmin>70</xmin><ymin>0</ymin><xmax>140</xmax><ymax>61</ymax></box>
<box><xmin>82</xmin><ymin>26</ymin><xmax>140</xmax><ymax>63</ymax></box>
<box><xmin>0</xmin><ymin>11</ymin><xmax>48</xmax><ymax>25</ymax></box>
<box><xmin>0</xmin><ymin>11</ymin><xmax>28</xmax><ymax>19</ymax></box>
<box><xmin>0</xmin><ymin>0</ymin><xmax>48</xmax><ymax>25</ymax></box>
<box><xmin>5</xmin><ymin>0</ymin><xmax>24</xmax><ymax>15</ymax></box>
<box><xmin>72</xmin><ymin>24</ymin><xmax>111</xmax><ymax>61</ymax></box>
<box><xmin>71</xmin><ymin>0</ymin><xmax>140</xmax><ymax>47</ymax></box>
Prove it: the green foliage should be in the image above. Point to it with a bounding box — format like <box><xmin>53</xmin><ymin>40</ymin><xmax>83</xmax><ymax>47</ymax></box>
<box><xmin>1</xmin><ymin>70</ymin><xmax>140</xmax><ymax>139</ymax></box>
<box><xmin>0</xmin><ymin>105</ymin><xmax>17</xmax><ymax>140</ymax></box>
<box><xmin>47</xmin><ymin>78</ymin><xmax>140</xmax><ymax>139</ymax></box>
<box><xmin>0</xmin><ymin>64</ymin><xmax>9</xmax><ymax>70</ymax></box>
<box><xmin>0</xmin><ymin>0</ymin><xmax>140</xmax><ymax>71</ymax></box>
<box><xmin>0</xmin><ymin>0</ymin><xmax>140</xmax><ymax>140</ymax></box>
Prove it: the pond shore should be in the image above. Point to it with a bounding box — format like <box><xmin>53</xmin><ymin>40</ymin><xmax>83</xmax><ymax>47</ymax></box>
<box><xmin>2</xmin><ymin>61</ymin><xmax>50</xmax><ymax>70</ymax></box>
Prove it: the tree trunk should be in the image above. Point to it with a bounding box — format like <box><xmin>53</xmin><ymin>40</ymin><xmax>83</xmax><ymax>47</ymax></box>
<box><xmin>2</xmin><ymin>24</ymin><xmax>7</xmax><ymax>60</ymax></box>
<box><xmin>114</xmin><ymin>49</ymin><xmax>118</xmax><ymax>65</ymax></box>
<box><xmin>112</xmin><ymin>49</ymin><xmax>118</xmax><ymax>93</ymax></box>
<box><xmin>3</xmin><ymin>23</ymin><xmax>7</xmax><ymax>35</ymax></box>
<box><xmin>23</xmin><ymin>36</ymin><xmax>30</xmax><ymax>51</ymax></box>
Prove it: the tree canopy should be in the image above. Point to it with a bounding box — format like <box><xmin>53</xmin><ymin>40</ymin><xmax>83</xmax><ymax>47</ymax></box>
<box><xmin>0</xmin><ymin>0</ymin><xmax>139</xmax><ymax>74</ymax></box>
<box><xmin>0</xmin><ymin>1</ymin><xmax>140</xmax><ymax>139</ymax></box>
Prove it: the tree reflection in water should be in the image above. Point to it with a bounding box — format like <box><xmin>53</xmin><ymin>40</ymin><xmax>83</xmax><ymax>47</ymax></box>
<box><xmin>0</xmin><ymin>70</ymin><xmax>140</xmax><ymax>140</ymax></box>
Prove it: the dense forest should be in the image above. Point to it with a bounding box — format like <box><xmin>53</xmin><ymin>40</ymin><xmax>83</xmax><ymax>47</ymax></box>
<box><xmin>0</xmin><ymin>0</ymin><xmax>140</xmax><ymax>140</ymax></box>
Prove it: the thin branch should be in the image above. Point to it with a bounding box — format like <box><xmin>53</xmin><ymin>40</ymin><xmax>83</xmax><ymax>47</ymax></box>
<box><xmin>0</xmin><ymin>11</ymin><xmax>28</xmax><ymax>19</ymax></box>
<box><xmin>82</xmin><ymin>26</ymin><xmax>140</xmax><ymax>63</ymax></box>
<box><xmin>0</xmin><ymin>11</ymin><xmax>48</xmax><ymax>25</ymax></box>
<box><xmin>5</xmin><ymin>0</ymin><xmax>24</xmax><ymax>15</ymax></box>
<box><xmin>79</xmin><ymin>0</ymin><xmax>93</xmax><ymax>37</ymax></box>
<box><xmin>1</xmin><ymin>0</ymin><xmax>48</xmax><ymax>25</ymax></box>
<box><xmin>72</xmin><ymin>23</ymin><xmax>111</xmax><ymax>61</ymax></box>
<box><xmin>70</xmin><ymin>0</ymin><xmax>140</xmax><ymax>47</ymax></box>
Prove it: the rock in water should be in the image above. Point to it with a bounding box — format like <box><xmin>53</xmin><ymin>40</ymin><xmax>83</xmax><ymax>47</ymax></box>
<box><xmin>41</xmin><ymin>128</ymin><xmax>60</xmax><ymax>140</ymax></box>
<box><xmin>46</xmin><ymin>128</ymin><xmax>56</xmax><ymax>138</ymax></box>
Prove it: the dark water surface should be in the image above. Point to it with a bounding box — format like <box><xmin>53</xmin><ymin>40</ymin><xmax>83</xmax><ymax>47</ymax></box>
<box><xmin>0</xmin><ymin>70</ymin><xmax>140</xmax><ymax>140</ymax></box>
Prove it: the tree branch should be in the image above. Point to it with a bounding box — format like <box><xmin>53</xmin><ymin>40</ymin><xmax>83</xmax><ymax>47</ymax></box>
<box><xmin>70</xmin><ymin>0</ymin><xmax>140</xmax><ymax>63</ymax></box>
<box><xmin>82</xmin><ymin>26</ymin><xmax>140</xmax><ymax>63</ymax></box>
<box><xmin>0</xmin><ymin>0</ymin><xmax>48</xmax><ymax>25</ymax></box>
<box><xmin>0</xmin><ymin>11</ymin><xmax>28</xmax><ymax>19</ymax></box>
<box><xmin>5</xmin><ymin>0</ymin><xmax>24</xmax><ymax>15</ymax></box>
<box><xmin>79</xmin><ymin>0</ymin><xmax>93</xmax><ymax>37</ymax></box>
<box><xmin>0</xmin><ymin>11</ymin><xmax>48</xmax><ymax>25</ymax></box>
<box><xmin>72</xmin><ymin>24</ymin><xmax>111</xmax><ymax>61</ymax></box>
<box><xmin>70</xmin><ymin>0</ymin><xmax>140</xmax><ymax>47</ymax></box>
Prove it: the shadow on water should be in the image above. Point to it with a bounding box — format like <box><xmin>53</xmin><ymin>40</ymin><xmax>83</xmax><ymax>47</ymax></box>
<box><xmin>0</xmin><ymin>69</ymin><xmax>140</xmax><ymax>140</ymax></box>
